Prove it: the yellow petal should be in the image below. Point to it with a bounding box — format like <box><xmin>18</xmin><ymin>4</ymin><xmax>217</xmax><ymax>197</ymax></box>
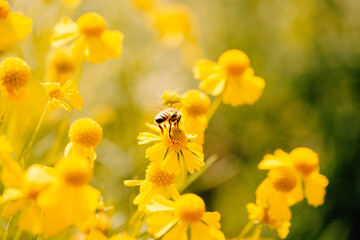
<box><xmin>18</xmin><ymin>202</ymin><xmax>43</xmax><ymax>234</ymax></box>
<box><xmin>181</xmin><ymin>149</ymin><xmax>204</xmax><ymax>174</ymax></box>
<box><xmin>0</xmin><ymin>23</ymin><xmax>16</xmax><ymax>49</ymax></box>
<box><xmin>123</xmin><ymin>180</ymin><xmax>145</xmax><ymax>187</ymax></box>
<box><xmin>0</xmin><ymin>188</ymin><xmax>23</xmax><ymax>204</ymax></box>
<box><xmin>146</xmin><ymin>142</ymin><xmax>168</xmax><ymax>162</ymax></box>
<box><xmin>287</xmin><ymin>178</ymin><xmax>304</xmax><ymax>206</ymax></box>
<box><xmin>147</xmin><ymin>194</ymin><xmax>175</xmax><ymax>212</ymax></box>
<box><xmin>138</xmin><ymin>132</ymin><xmax>161</xmax><ymax>145</ymax></box>
<box><xmin>304</xmin><ymin>171</ymin><xmax>329</xmax><ymax>207</ymax></box>
<box><xmin>163</xmin><ymin>221</ymin><xmax>188</xmax><ymax>240</ymax></box>
<box><xmin>51</xmin><ymin>17</ymin><xmax>79</xmax><ymax>48</ymax></box>
<box><xmin>201</xmin><ymin>211</ymin><xmax>221</xmax><ymax>229</ymax></box>
<box><xmin>6</xmin><ymin>12</ymin><xmax>32</xmax><ymax>41</ymax></box>
<box><xmin>147</xmin><ymin>214</ymin><xmax>179</xmax><ymax>239</ymax></box>
<box><xmin>2</xmin><ymin>199</ymin><xmax>27</xmax><ymax>218</ymax></box>
<box><xmin>191</xmin><ymin>221</ymin><xmax>225</xmax><ymax>240</ymax></box>
<box><xmin>199</xmin><ymin>73</ymin><xmax>226</xmax><ymax>96</ymax></box>
<box><xmin>162</xmin><ymin>150</ymin><xmax>180</xmax><ymax>175</ymax></box>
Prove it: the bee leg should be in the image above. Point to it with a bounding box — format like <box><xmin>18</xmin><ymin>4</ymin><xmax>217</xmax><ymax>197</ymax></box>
<box><xmin>158</xmin><ymin>124</ymin><xmax>164</xmax><ymax>135</ymax></box>
<box><xmin>169</xmin><ymin>122</ymin><xmax>172</xmax><ymax>139</ymax></box>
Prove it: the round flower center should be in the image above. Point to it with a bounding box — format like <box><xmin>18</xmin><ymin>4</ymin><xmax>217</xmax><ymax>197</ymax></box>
<box><xmin>46</xmin><ymin>83</ymin><xmax>62</xmax><ymax>98</ymax></box>
<box><xmin>218</xmin><ymin>50</ymin><xmax>250</xmax><ymax>77</ymax></box>
<box><xmin>291</xmin><ymin>147</ymin><xmax>319</xmax><ymax>176</ymax></box>
<box><xmin>182</xmin><ymin>90</ymin><xmax>210</xmax><ymax>116</ymax></box>
<box><xmin>164</xmin><ymin>128</ymin><xmax>187</xmax><ymax>151</ymax></box>
<box><xmin>69</xmin><ymin>118</ymin><xmax>103</xmax><ymax>148</ymax></box>
<box><xmin>77</xmin><ymin>13</ymin><xmax>106</xmax><ymax>36</ymax></box>
<box><xmin>161</xmin><ymin>90</ymin><xmax>182</xmax><ymax>107</ymax></box>
<box><xmin>0</xmin><ymin>57</ymin><xmax>31</xmax><ymax>91</ymax></box>
<box><xmin>175</xmin><ymin>194</ymin><xmax>205</xmax><ymax>222</ymax></box>
<box><xmin>268</xmin><ymin>168</ymin><xmax>297</xmax><ymax>192</ymax></box>
<box><xmin>146</xmin><ymin>163</ymin><xmax>175</xmax><ymax>187</ymax></box>
<box><xmin>58</xmin><ymin>157</ymin><xmax>92</xmax><ymax>186</ymax></box>
<box><xmin>0</xmin><ymin>0</ymin><xmax>10</xmax><ymax>19</ymax></box>
<box><xmin>50</xmin><ymin>49</ymin><xmax>76</xmax><ymax>74</ymax></box>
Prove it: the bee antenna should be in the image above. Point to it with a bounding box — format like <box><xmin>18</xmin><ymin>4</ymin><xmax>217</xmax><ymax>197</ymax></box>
<box><xmin>143</xmin><ymin>103</ymin><xmax>164</xmax><ymax>110</ymax></box>
<box><xmin>172</xmin><ymin>103</ymin><xmax>182</xmax><ymax>111</ymax></box>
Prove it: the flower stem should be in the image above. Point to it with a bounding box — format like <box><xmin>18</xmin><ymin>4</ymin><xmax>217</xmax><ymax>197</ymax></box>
<box><xmin>13</xmin><ymin>229</ymin><xmax>22</xmax><ymax>240</ymax></box>
<box><xmin>130</xmin><ymin>211</ymin><xmax>145</xmax><ymax>238</ymax></box>
<box><xmin>206</xmin><ymin>95</ymin><xmax>221</xmax><ymax>122</ymax></box>
<box><xmin>0</xmin><ymin>98</ymin><xmax>8</xmax><ymax>131</ymax></box>
<box><xmin>2</xmin><ymin>215</ymin><xmax>14</xmax><ymax>240</ymax></box>
<box><xmin>238</xmin><ymin>221</ymin><xmax>254</xmax><ymax>239</ymax></box>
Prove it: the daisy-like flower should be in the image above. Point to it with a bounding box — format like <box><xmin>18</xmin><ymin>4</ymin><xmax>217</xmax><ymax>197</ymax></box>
<box><xmin>246</xmin><ymin>201</ymin><xmax>291</xmax><ymax>239</ymax></box>
<box><xmin>0</xmin><ymin>0</ymin><xmax>32</xmax><ymax>49</ymax></box>
<box><xmin>256</xmin><ymin>149</ymin><xmax>304</xmax><ymax>209</ymax></box>
<box><xmin>46</xmin><ymin>48</ymin><xmax>78</xmax><ymax>84</ymax></box>
<box><xmin>124</xmin><ymin>162</ymin><xmax>180</xmax><ymax>211</ymax></box>
<box><xmin>181</xmin><ymin>90</ymin><xmax>210</xmax><ymax>144</ymax></box>
<box><xmin>44</xmin><ymin>80</ymin><xmax>83</xmax><ymax>112</ymax></box>
<box><xmin>37</xmin><ymin>155</ymin><xmax>101</xmax><ymax>237</ymax></box>
<box><xmin>65</xmin><ymin>118</ymin><xmax>103</xmax><ymax>167</ymax></box>
<box><xmin>146</xmin><ymin>193</ymin><xmax>225</xmax><ymax>240</ymax></box>
<box><xmin>51</xmin><ymin>12</ymin><xmax>124</xmax><ymax>64</ymax></box>
<box><xmin>161</xmin><ymin>89</ymin><xmax>182</xmax><ymax>108</ymax></box>
<box><xmin>138</xmin><ymin>123</ymin><xmax>204</xmax><ymax>175</ymax></box>
<box><xmin>0</xmin><ymin>161</ymin><xmax>55</xmax><ymax>235</ymax></box>
<box><xmin>0</xmin><ymin>57</ymin><xmax>31</xmax><ymax>101</ymax></box>
<box><xmin>193</xmin><ymin>49</ymin><xmax>265</xmax><ymax>106</ymax></box>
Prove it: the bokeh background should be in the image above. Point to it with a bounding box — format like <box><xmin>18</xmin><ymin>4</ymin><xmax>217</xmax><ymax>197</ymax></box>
<box><xmin>1</xmin><ymin>0</ymin><xmax>360</xmax><ymax>239</ymax></box>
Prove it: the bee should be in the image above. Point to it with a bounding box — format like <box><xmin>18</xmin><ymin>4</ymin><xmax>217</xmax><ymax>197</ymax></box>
<box><xmin>147</xmin><ymin>103</ymin><xmax>182</xmax><ymax>136</ymax></box>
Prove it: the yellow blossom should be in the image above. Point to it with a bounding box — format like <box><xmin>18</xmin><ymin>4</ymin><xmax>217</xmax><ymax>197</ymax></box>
<box><xmin>161</xmin><ymin>89</ymin><xmax>182</xmax><ymax>107</ymax></box>
<box><xmin>181</xmin><ymin>89</ymin><xmax>210</xmax><ymax>144</ymax></box>
<box><xmin>247</xmin><ymin>201</ymin><xmax>291</xmax><ymax>239</ymax></box>
<box><xmin>37</xmin><ymin>155</ymin><xmax>101</xmax><ymax>237</ymax></box>
<box><xmin>0</xmin><ymin>0</ymin><xmax>32</xmax><ymax>49</ymax></box>
<box><xmin>0</xmin><ymin>161</ymin><xmax>55</xmax><ymax>235</ymax></box>
<box><xmin>63</xmin><ymin>0</ymin><xmax>82</xmax><ymax>9</ymax></box>
<box><xmin>146</xmin><ymin>193</ymin><xmax>225</xmax><ymax>240</ymax></box>
<box><xmin>51</xmin><ymin>12</ymin><xmax>124</xmax><ymax>64</ymax></box>
<box><xmin>65</xmin><ymin>118</ymin><xmax>103</xmax><ymax>167</ymax></box>
<box><xmin>46</xmin><ymin>48</ymin><xmax>78</xmax><ymax>84</ymax></box>
<box><xmin>44</xmin><ymin>80</ymin><xmax>84</xmax><ymax>112</ymax></box>
<box><xmin>124</xmin><ymin>162</ymin><xmax>180</xmax><ymax>211</ymax></box>
<box><xmin>0</xmin><ymin>57</ymin><xmax>31</xmax><ymax>101</ymax></box>
<box><xmin>193</xmin><ymin>49</ymin><xmax>265</xmax><ymax>106</ymax></box>
<box><xmin>138</xmin><ymin>123</ymin><xmax>204</xmax><ymax>175</ymax></box>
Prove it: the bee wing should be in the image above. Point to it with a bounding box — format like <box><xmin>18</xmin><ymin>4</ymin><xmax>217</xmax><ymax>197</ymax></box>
<box><xmin>143</xmin><ymin>103</ymin><xmax>164</xmax><ymax>111</ymax></box>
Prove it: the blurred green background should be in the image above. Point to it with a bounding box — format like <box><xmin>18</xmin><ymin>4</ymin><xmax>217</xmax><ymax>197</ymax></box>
<box><xmin>5</xmin><ymin>0</ymin><xmax>360</xmax><ymax>239</ymax></box>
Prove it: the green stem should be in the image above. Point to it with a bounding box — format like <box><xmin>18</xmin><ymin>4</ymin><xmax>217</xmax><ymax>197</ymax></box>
<box><xmin>13</xmin><ymin>229</ymin><xmax>22</xmax><ymax>240</ymax></box>
<box><xmin>238</xmin><ymin>221</ymin><xmax>254</xmax><ymax>239</ymax></box>
<box><xmin>251</xmin><ymin>225</ymin><xmax>263</xmax><ymax>240</ymax></box>
<box><xmin>2</xmin><ymin>215</ymin><xmax>14</xmax><ymax>240</ymax></box>
<box><xmin>0</xmin><ymin>98</ymin><xmax>8</xmax><ymax>131</ymax></box>
<box><xmin>206</xmin><ymin>95</ymin><xmax>222</xmax><ymax>122</ymax></box>
<box><xmin>130</xmin><ymin>211</ymin><xmax>145</xmax><ymax>238</ymax></box>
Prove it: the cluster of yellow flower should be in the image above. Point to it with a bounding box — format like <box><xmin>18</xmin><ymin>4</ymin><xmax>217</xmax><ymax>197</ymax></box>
<box><xmin>0</xmin><ymin>0</ymin><xmax>329</xmax><ymax>239</ymax></box>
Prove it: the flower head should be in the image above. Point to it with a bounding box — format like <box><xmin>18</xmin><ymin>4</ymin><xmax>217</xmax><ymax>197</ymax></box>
<box><xmin>161</xmin><ymin>89</ymin><xmax>182</xmax><ymax>107</ymax></box>
<box><xmin>0</xmin><ymin>57</ymin><xmax>30</xmax><ymax>101</ymax></box>
<box><xmin>44</xmin><ymin>80</ymin><xmax>83</xmax><ymax>112</ymax></box>
<box><xmin>0</xmin><ymin>0</ymin><xmax>32</xmax><ymax>49</ymax></box>
<box><xmin>146</xmin><ymin>194</ymin><xmax>225</xmax><ymax>240</ymax></box>
<box><xmin>138</xmin><ymin>123</ymin><xmax>204</xmax><ymax>174</ymax></box>
<box><xmin>65</xmin><ymin>118</ymin><xmax>103</xmax><ymax>167</ymax></box>
<box><xmin>46</xmin><ymin>48</ymin><xmax>78</xmax><ymax>83</ymax></box>
<box><xmin>124</xmin><ymin>162</ymin><xmax>180</xmax><ymax>211</ymax></box>
<box><xmin>51</xmin><ymin>12</ymin><xmax>124</xmax><ymax>63</ymax></box>
<box><xmin>193</xmin><ymin>49</ymin><xmax>265</xmax><ymax>106</ymax></box>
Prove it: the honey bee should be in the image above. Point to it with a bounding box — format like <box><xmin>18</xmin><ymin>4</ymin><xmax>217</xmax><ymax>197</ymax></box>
<box><xmin>147</xmin><ymin>103</ymin><xmax>182</xmax><ymax>136</ymax></box>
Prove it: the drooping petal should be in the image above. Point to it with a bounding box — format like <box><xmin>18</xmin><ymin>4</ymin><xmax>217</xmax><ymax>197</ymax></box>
<box><xmin>182</xmin><ymin>148</ymin><xmax>204</xmax><ymax>174</ymax></box>
<box><xmin>201</xmin><ymin>211</ymin><xmax>221</xmax><ymax>229</ymax></box>
<box><xmin>162</xmin><ymin>221</ymin><xmax>188</xmax><ymax>240</ymax></box>
<box><xmin>0</xmin><ymin>188</ymin><xmax>23</xmax><ymax>204</ymax></box>
<box><xmin>138</xmin><ymin>132</ymin><xmax>161</xmax><ymax>144</ymax></box>
<box><xmin>199</xmin><ymin>73</ymin><xmax>226</xmax><ymax>96</ymax></box>
<box><xmin>162</xmin><ymin>150</ymin><xmax>180</xmax><ymax>175</ymax></box>
<box><xmin>146</xmin><ymin>142</ymin><xmax>168</xmax><ymax>162</ymax></box>
<box><xmin>191</xmin><ymin>221</ymin><xmax>225</xmax><ymax>240</ymax></box>
<box><xmin>123</xmin><ymin>180</ymin><xmax>145</xmax><ymax>187</ymax></box>
<box><xmin>287</xmin><ymin>178</ymin><xmax>304</xmax><ymax>206</ymax></box>
<box><xmin>51</xmin><ymin>17</ymin><xmax>79</xmax><ymax>48</ymax></box>
<box><xmin>6</xmin><ymin>12</ymin><xmax>32</xmax><ymax>41</ymax></box>
<box><xmin>147</xmin><ymin>213</ymin><xmax>179</xmax><ymax>239</ymax></box>
<box><xmin>18</xmin><ymin>202</ymin><xmax>43</xmax><ymax>234</ymax></box>
<box><xmin>304</xmin><ymin>171</ymin><xmax>329</xmax><ymax>207</ymax></box>
<box><xmin>0</xmin><ymin>23</ymin><xmax>16</xmax><ymax>49</ymax></box>
<box><xmin>147</xmin><ymin>194</ymin><xmax>175</xmax><ymax>213</ymax></box>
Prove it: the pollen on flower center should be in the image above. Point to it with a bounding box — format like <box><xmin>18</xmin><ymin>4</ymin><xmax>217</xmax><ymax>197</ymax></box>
<box><xmin>146</xmin><ymin>163</ymin><xmax>175</xmax><ymax>187</ymax></box>
<box><xmin>46</xmin><ymin>83</ymin><xmax>62</xmax><ymax>98</ymax></box>
<box><xmin>0</xmin><ymin>57</ymin><xmax>31</xmax><ymax>91</ymax></box>
<box><xmin>77</xmin><ymin>13</ymin><xmax>106</xmax><ymax>36</ymax></box>
<box><xmin>182</xmin><ymin>90</ymin><xmax>210</xmax><ymax>116</ymax></box>
<box><xmin>218</xmin><ymin>49</ymin><xmax>250</xmax><ymax>76</ymax></box>
<box><xmin>268</xmin><ymin>168</ymin><xmax>297</xmax><ymax>192</ymax></box>
<box><xmin>0</xmin><ymin>0</ymin><xmax>10</xmax><ymax>19</ymax></box>
<box><xmin>58</xmin><ymin>156</ymin><xmax>92</xmax><ymax>186</ymax></box>
<box><xmin>50</xmin><ymin>49</ymin><xmax>77</xmax><ymax>74</ymax></box>
<box><xmin>69</xmin><ymin>118</ymin><xmax>103</xmax><ymax>148</ymax></box>
<box><xmin>175</xmin><ymin>194</ymin><xmax>205</xmax><ymax>222</ymax></box>
<box><xmin>164</xmin><ymin>128</ymin><xmax>187</xmax><ymax>151</ymax></box>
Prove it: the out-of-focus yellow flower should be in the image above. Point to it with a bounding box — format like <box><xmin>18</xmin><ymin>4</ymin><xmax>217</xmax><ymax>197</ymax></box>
<box><xmin>181</xmin><ymin>90</ymin><xmax>210</xmax><ymax>144</ymax></box>
<box><xmin>289</xmin><ymin>147</ymin><xmax>329</xmax><ymax>207</ymax></box>
<box><xmin>0</xmin><ymin>134</ymin><xmax>13</xmax><ymax>157</ymax></box>
<box><xmin>146</xmin><ymin>194</ymin><xmax>225</xmax><ymax>240</ymax></box>
<box><xmin>124</xmin><ymin>162</ymin><xmax>180</xmax><ymax>211</ymax></box>
<box><xmin>0</xmin><ymin>0</ymin><xmax>32</xmax><ymax>49</ymax></box>
<box><xmin>247</xmin><ymin>201</ymin><xmax>291</xmax><ymax>239</ymax></box>
<box><xmin>63</xmin><ymin>0</ymin><xmax>82</xmax><ymax>9</ymax></box>
<box><xmin>44</xmin><ymin>80</ymin><xmax>83</xmax><ymax>112</ymax></box>
<box><xmin>161</xmin><ymin>89</ymin><xmax>182</xmax><ymax>108</ymax></box>
<box><xmin>193</xmin><ymin>49</ymin><xmax>265</xmax><ymax>106</ymax></box>
<box><xmin>0</xmin><ymin>57</ymin><xmax>30</xmax><ymax>101</ymax></box>
<box><xmin>37</xmin><ymin>155</ymin><xmax>101</xmax><ymax>237</ymax></box>
<box><xmin>146</xmin><ymin>4</ymin><xmax>198</xmax><ymax>48</ymax></box>
<box><xmin>0</xmin><ymin>162</ymin><xmax>55</xmax><ymax>235</ymax></box>
<box><xmin>109</xmin><ymin>232</ymin><xmax>136</xmax><ymax>240</ymax></box>
<box><xmin>51</xmin><ymin>12</ymin><xmax>124</xmax><ymax>64</ymax></box>
<box><xmin>46</xmin><ymin>48</ymin><xmax>78</xmax><ymax>84</ymax></box>
<box><xmin>138</xmin><ymin>123</ymin><xmax>204</xmax><ymax>175</ymax></box>
<box><xmin>132</xmin><ymin>0</ymin><xmax>158</xmax><ymax>11</ymax></box>
<box><xmin>256</xmin><ymin>149</ymin><xmax>304</xmax><ymax>209</ymax></box>
<box><xmin>65</xmin><ymin>118</ymin><xmax>103</xmax><ymax>167</ymax></box>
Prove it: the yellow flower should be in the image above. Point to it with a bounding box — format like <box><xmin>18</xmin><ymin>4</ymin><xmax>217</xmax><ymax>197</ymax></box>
<box><xmin>63</xmin><ymin>0</ymin><xmax>82</xmax><ymax>9</ymax></box>
<box><xmin>51</xmin><ymin>12</ymin><xmax>124</xmax><ymax>64</ymax></box>
<box><xmin>46</xmin><ymin>48</ymin><xmax>78</xmax><ymax>84</ymax></box>
<box><xmin>146</xmin><ymin>193</ymin><xmax>225</xmax><ymax>240</ymax></box>
<box><xmin>256</xmin><ymin>149</ymin><xmax>304</xmax><ymax>208</ymax></box>
<box><xmin>65</xmin><ymin>118</ymin><xmax>103</xmax><ymax>167</ymax></box>
<box><xmin>124</xmin><ymin>162</ymin><xmax>180</xmax><ymax>211</ymax></box>
<box><xmin>138</xmin><ymin>123</ymin><xmax>204</xmax><ymax>175</ymax></box>
<box><xmin>37</xmin><ymin>155</ymin><xmax>101</xmax><ymax>237</ymax></box>
<box><xmin>0</xmin><ymin>134</ymin><xmax>13</xmax><ymax>157</ymax></box>
<box><xmin>193</xmin><ymin>49</ymin><xmax>265</xmax><ymax>106</ymax></box>
<box><xmin>289</xmin><ymin>147</ymin><xmax>329</xmax><ymax>207</ymax></box>
<box><xmin>0</xmin><ymin>57</ymin><xmax>30</xmax><ymax>101</ymax></box>
<box><xmin>0</xmin><ymin>162</ymin><xmax>55</xmax><ymax>235</ymax></box>
<box><xmin>132</xmin><ymin>0</ymin><xmax>157</xmax><ymax>11</ymax></box>
<box><xmin>247</xmin><ymin>201</ymin><xmax>291</xmax><ymax>239</ymax></box>
<box><xmin>161</xmin><ymin>89</ymin><xmax>182</xmax><ymax>107</ymax></box>
<box><xmin>44</xmin><ymin>80</ymin><xmax>84</xmax><ymax>112</ymax></box>
<box><xmin>181</xmin><ymin>90</ymin><xmax>210</xmax><ymax>144</ymax></box>
<box><xmin>109</xmin><ymin>232</ymin><xmax>136</xmax><ymax>240</ymax></box>
<box><xmin>0</xmin><ymin>0</ymin><xmax>32</xmax><ymax>49</ymax></box>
